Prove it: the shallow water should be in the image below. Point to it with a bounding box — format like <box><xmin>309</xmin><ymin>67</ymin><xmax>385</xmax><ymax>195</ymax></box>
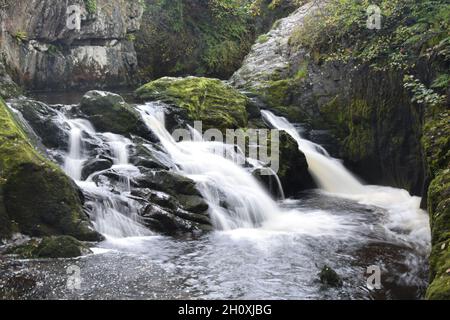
<box><xmin>0</xmin><ymin>192</ymin><xmax>429</xmax><ymax>300</ymax></box>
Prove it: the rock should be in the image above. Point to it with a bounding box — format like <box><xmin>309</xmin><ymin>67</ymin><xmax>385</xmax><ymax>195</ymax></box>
<box><xmin>81</xmin><ymin>158</ymin><xmax>113</xmax><ymax>180</ymax></box>
<box><xmin>319</xmin><ymin>265</ymin><xmax>342</xmax><ymax>288</ymax></box>
<box><xmin>8</xmin><ymin>99</ymin><xmax>69</xmax><ymax>150</ymax></box>
<box><xmin>0</xmin><ymin>0</ymin><xmax>144</xmax><ymax>90</ymax></box>
<box><xmin>4</xmin><ymin>162</ymin><xmax>101</xmax><ymax>241</ymax></box>
<box><xmin>277</xmin><ymin>131</ymin><xmax>315</xmax><ymax>196</ymax></box>
<box><xmin>0</xmin><ymin>61</ymin><xmax>21</xmax><ymax>99</ymax></box>
<box><xmin>135</xmin><ymin>77</ymin><xmax>250</xmax><ymax>132</ymax></box>
<box><xmin>135</xmin><ymin>169</ymin><xmax>202</xmax><ymax>197</ymax></box>
<box><xmin>6</xmin><ymin>236</ymin><xmax>92</xmax><ymax>259</ymax></box>
<box><xmin>135</xmin><ymin>0</ymin><xmax>299</xmax><ymax>81</ymax></box>
<box><xmin>0</xmin><ymin>98</ymin><xmax>101</xmax><ymax>242</ymax></box>
<box><xmin>141</xmin><ymin>203</ymin><xmax>213</xmax><ymax>236</ymax></box>
<box><xmin>79</xmin><ymin>91</ymin><xmax>155</xmax><ymax>140</ymax></box>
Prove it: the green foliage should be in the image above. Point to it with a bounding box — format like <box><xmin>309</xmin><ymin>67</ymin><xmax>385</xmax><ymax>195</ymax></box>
<box><xmin>84</xmin><ymin>0</ymin><xmax>97</xmax><ymax>14</ymax></box>
<box><xmin>403</xmin><ymin>75</ymin><xmax>445</xmax><ymax>108</ymax></box>
<box><xmin>290</xmin><ymin>0</ymin><xmax>450</xmax><ymax>71</ymax></box>
<box><xmin>13</xmin><ymin>31</ymin><xmax>27</xmax><ymax>43</ymax></box>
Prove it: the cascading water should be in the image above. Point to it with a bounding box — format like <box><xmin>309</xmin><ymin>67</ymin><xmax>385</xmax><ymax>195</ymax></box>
<box><xmin>137</xmin><ymin>103</ymin><xmax>281</xmax><ymax>230</ymax></box>
<box><xmin>62</xmin><ymin>113</ymin><xmax>151</xmax><ymax>239</ymax></box>
<box><xmin>261</xmin><ymin>110</ymin><xmax>431</xmax><ymax>247</ymax></box>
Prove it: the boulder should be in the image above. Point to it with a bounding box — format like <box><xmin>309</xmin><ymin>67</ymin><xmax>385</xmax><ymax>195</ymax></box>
<box><xmin>6</xmin><ymin>236</ymin><xmax>92</xmax><ymax>259</ymax></box>
<box><xmin>135</xmin><ymin>77</ymin><xmax>250</xmax><ymax>132</ymax></box>
<box><xmin>81</xmin><ymin>158</ymin><xmax>113</xmax><ymax>181</ymax></box>
<box><xmin>0</xmin><ymin>98</ymin><xmax>101</xmax><ymax>241</ymax></box>
<box><xmin>79</xmin><ymin>91</ymin><xmax>155</xmax><ymax>140</ymax></box>
<box><xmin>9</xmin><ymin>99</ymin><xmax>69</xmax><ymax>150</ymax></box>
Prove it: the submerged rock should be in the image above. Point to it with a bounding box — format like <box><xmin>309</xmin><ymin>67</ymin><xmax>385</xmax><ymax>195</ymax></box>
<box><xmin>136</xmin><ymin>77</ymin><xmax>250</xmax><ymax>132</ymax></box>
<box><xmin>319</xmin><ymin>265</ymin><xmax>343</xmax><ymax>288</ymax></box>
<box><xmin>0</xmin><ymin>98</ymin><xmax>101</xmax><ymax>242</ymax></box>
<box><xmin>79</xmin><ymin>91</ymin><xmax>154</xmax><ymax>140</ymax></box>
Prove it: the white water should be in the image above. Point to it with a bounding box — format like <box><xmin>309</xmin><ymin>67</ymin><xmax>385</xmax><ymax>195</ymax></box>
<box><xmin>62</xmin><ymin>115</ymin><xmax>151</xmax><ymax>239</ymax></box>
<box><xmin>261</xmin><ymin>110</ymin><xmax>431</xmax><ymax>247</ymax></box>
<box><xmin>137</xmin><ymin>103</ymin><xmax>281</xmax><ymax>230</ymax></box>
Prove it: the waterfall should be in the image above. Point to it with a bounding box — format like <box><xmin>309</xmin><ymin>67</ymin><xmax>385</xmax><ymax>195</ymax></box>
<box><xmin>261</xmin><ymin>110</ymin><xmax>365</xmax><ymax>194</ymax></box>
<box><xmin>62</xmin><ymin>115</ymin><xmax>151</xmax><ymax>239</ymax></box>
<box><xmin>137</xmin><ymin>103</ymin><xmax>280</xmax><ymax>230</ymax></box>
<box><xmin>261</xmin><ymin>110</ymin><xmax>431</xmax><ymax>246</ymax></box>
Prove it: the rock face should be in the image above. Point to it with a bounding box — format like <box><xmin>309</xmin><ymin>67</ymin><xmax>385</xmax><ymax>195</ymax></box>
<box><xmin>0</xmin><ymin>61</ymin><xmax>21</xmax><ymax>99</ymax></box>
<box><xmin>232</xmin><ymin>0</ymin><xmax>450</xmax><ymax>298</ymax></box>
<box><xmin>0</xmin><ymin>98</ymin><xmax>100</xmax><ymax>241</ymax></box>
<box><xmin>0</xmin><ymin>0</ymin><xmax>143</xmax><ymax>90</ymax></box>
<box><xmin>231</xmin><ymin>1</ymin><xmax>427</xmax><ymax>196</ymax></box>
<box><xmin>135</xmin><ymin>0</ymin><xmax>300</xmax><ymax>81</ymax></box>
<box><xmin>423</xmin><ymin>111</ymin><xmax>450</xmax><ymax>300</ymax></box>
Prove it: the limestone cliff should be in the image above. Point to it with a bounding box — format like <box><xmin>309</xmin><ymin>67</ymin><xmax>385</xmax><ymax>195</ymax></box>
<box><xmin>0</xmin><ymin>0</ymin><xmax>143</xmax><ymax>90</ymax></box>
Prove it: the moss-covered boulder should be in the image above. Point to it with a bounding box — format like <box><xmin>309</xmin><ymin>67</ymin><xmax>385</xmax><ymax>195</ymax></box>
<box><xmin>136</xmin><ymin>77</ymin><xmax>250</xmax><ymax>132</ymax></box>
<box><xmin>0</xmin><ymin>98</ymin><xmax>100</xmax><ymax>241</ymax></box>
<box><xmin>6</xmin><ymin>236</ymin><xmax>92</xmax><ymax>259</ymax></box>
<box><xmin>79</xmin><ymin>91</ymin><xmax>154</xmax><ymax>139</ymax></box>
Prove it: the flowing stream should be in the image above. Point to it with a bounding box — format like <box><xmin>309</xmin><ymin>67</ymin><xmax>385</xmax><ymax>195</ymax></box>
<box><xmin>2</xmin><ymin>100</ymin><xmax>431</xmax><ymax>300</ymax></box>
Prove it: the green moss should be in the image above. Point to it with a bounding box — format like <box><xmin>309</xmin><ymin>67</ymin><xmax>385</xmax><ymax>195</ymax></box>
<box><xmin>257</xmin><ymin>34</ymin><xmax>270</xmax><ymax>44</ymax></box>
<box><xmin>424</xmin><ymin>111</ymin><xmax>450</xmax><ymax>299</ymax></box>
<box><xmin>321</xmin><ymin>97</ymin><xmax>375</xmax><ymax>162</ymax></box>
<box><xmin>83</xmin><ymin>0</ymin><xmax>97</xmax><ymax>14</ymax></box>
<box><xmin>136</xmin><ymin>77</ymin><xmax>249</xmax><ymax>132</ymax></box>
<box><xmin>258</xmin><ymin>79</ymin><xmax>293</xmax><ymax>107</ymax></box>
<box><xmin>7</xmin><ymin>236</ymin><xmax>91</xmax><ymax>259</ymax></box>
<box><xmin>0</xmin><ymin>98</ymin><xmax>100</xmax><ymax>241</ymax></box>
<box><xmin>422</xmin><ymin>111</ymin><xmax>450</xmax><ymax>176</ymax></box>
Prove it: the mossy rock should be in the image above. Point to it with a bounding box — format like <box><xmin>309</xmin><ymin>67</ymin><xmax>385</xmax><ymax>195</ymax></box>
<box><xmin>426</xmin><ymin>169</ymin><xmax>450</xmax><ymax>300</ymax></box>
<box><xmin>136</xmin><ymin>77</ymin><xmax>249</xmax><ymax>132</ymax></box>
<box><xmin>0</xmin><ymin>98</ymin><xmax>100</xmax><ymax>241</ymax></box>
<box><xmin>7</xmin><ymin>236</ymin><xmax>92</xmax><ymax>259</ymax></box>
<box><xmin>319</xmin><ymin>265</ymin><xmax>342</xmax><ymax>287</ymax></box>
<box><xmin>79</xmin><ymin>91</ymin><xmax>153</xmax><ymax>139</ymax></box>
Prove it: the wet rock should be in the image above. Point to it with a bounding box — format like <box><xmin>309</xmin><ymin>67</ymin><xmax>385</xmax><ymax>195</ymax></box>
<box><xmin>6</xmin><ymin>236</ymin><xmax>92</xmax><ymax>259</ymax></box>
<box><xmin>141</xmin><ymin>203</ymin><xmax>213</xmax><ymax>236</ymax></box>
<box><xmin>0</xmin><ymin>98</ymin><xmax>101</xmax><ymax>242</ymax></box>
<box><xmin>81</xmin><ymin>158</ymin><xmax>113</xmax><ymax>180</ymax></box>
<box><xmin>79</xmin><ymin>91</ymin><xmax>155</xmax><ymax>140</ymax></box>
<box><xmin>135</xmin><ymin>169</ymin><xmax>201</xmax><ymax>197</ymax></box>
<box><xmin>319</xmin><ymin>265</ymin><xmax>342</xmax><ymax>288</ymax></box>
<box><xmin>8</xmin><ymin>98</ymin><xmax>69</xmax><ymax>151</ymax></box>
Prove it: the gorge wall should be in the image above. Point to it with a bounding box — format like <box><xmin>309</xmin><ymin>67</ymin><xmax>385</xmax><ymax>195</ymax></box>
<box><xmin>0</xmin><ymin>0</ymin><xmax>143</xmax><ymax>90</ymax></box>
<box><xmin>232</xmin><ymin>0</ymin><xmax>449</xmax><ymax>299</ymax></box>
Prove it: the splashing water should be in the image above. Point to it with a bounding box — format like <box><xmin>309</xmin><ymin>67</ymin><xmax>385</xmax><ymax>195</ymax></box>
<box><xmin>137</xmin><ymin>103</ymin><xmax>281</xmax><ymax>230</ymax></box>
<box><xmin>261</xmin><ymin>110</ymin><xmax>430</xmax><ymax>247</ymax></box>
